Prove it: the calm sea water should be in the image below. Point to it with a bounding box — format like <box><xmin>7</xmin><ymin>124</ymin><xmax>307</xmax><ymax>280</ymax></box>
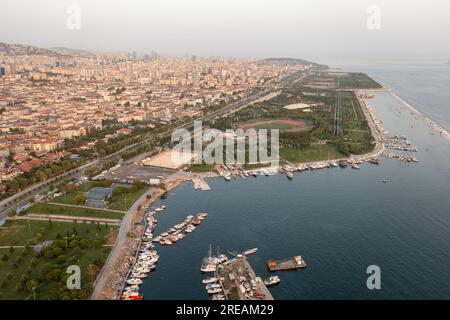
<box><xmin>344</xmin><ymin>63</ymin><xmax>450</xmax><ymax>132</ymax></box>
<box><xmin>141</xmin><ymin>66</ymin><xmax>450</xmax><ymax>299</ymax></box>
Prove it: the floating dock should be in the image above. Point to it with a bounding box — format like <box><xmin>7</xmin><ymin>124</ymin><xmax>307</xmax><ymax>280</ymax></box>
<box><xmin>267</xmin><ymin>256</ymin><xmax>307</xmax><ymax>272</ymax></box>
<box><xmin>217</xmin><ymin>256</ymin><xmax>274</xmax><ymax>300</ymax></box>
<box><xmin>192</xmin><ymin>177</ymin><xmax>211</xmax><ymax>191</ymax></box>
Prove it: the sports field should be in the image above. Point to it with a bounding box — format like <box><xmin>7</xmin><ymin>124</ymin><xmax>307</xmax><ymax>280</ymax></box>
<box><xmin>239</xmin><ymin>119</ymin><xmax>310</xmax><ymax>131</ymax></box>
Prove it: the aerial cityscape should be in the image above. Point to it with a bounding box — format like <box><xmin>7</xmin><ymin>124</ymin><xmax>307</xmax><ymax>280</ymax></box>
<box><xmin>0</xmin><ymin>0</ymin><xmax>450</xmax><ymax>308</ymax></box>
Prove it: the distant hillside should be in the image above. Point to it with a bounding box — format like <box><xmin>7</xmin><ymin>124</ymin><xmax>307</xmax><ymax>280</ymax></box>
<box><xmin>49</xmin><ymin>46</ymin><xmax>94</xmax><ymax>57</ymax></box>
<box><xmin>0</xmin><ymin>42</ymin><xmax>93</xmax><ymax>57</ymax></box>
<box><xmin>257</xmin><ymin>57</ymin><xmax>328</xmax><ymax>69</ymax></box>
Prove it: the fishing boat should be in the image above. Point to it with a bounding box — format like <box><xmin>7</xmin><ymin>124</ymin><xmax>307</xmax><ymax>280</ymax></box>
<box><xmin>200</xmin><ymin>263</ymin><xmax>217</xmax><ymax>273</ymax></box>
<box><xmin>192</xmin><ymin>220</ymin><xmax>201</xmax><ymax>226</ymax></box>
<box><xmin>286</xmin><ymin>172</ymin><xmax>293</xmax><ymax>179</ymax></box>
<box><xmin>205</xmin><ymin>283</ymin><xmax>221</xmax><ymax>290</ymax></box>
<box><xmin>243</xmin><ymin>248</ymin><xmax>258</xmax><ymax>256</ymax></box>
<box><xmin>264</xmin><ymin>276</ymin><xmax>281</xmax><ymax>286</ymax></box>
<box><xmin>200</xmin><ymin>245</ymin><xmax>218</xmax><ymax>273</ymax></box>
<box><xmin>202</xmin><ymin>277</ymin><xmax>218</xmax><ymax>284</ymax></box>
<box><xmin>126</xmin><ymin>278</ymin><xmax>143</xmax><ymax>285</ymax></box>
<box><xmin>351</xmin><ymin>163</ymin><xmax>360</xmax><ymax>170</ymax></box>
<box><xmin>207</xmin><ymin>288</ymin><xmax>222</xmax><ymax>295</ymax></box>
<box><xmin>131</xmin><ymin>273</ymin><xmax>147</xmax><ymax>279</ymax></box>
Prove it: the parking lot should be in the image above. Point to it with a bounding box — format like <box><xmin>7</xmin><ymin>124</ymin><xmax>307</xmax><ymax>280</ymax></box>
<box><xmin>103</xmin><ymin>163</ymin><xmax>178</xmax><ymax>184</ymax></box>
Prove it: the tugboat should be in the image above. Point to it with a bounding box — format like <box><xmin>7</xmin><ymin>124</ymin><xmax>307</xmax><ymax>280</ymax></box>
<box><xmin>264</xmin><ymin>276</ymin><xmax>281</xmax><ymax>286</ymax></box>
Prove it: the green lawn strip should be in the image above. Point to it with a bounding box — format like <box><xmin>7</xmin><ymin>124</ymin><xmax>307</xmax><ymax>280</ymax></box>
<box><xmin>0</xmin><ymin>220</ymin><xmax>117</xmax><ymax>247</ymax></box>
<box><xmin>52</xmin><ymin>191</ymin><xmax>85</xmax><ymax>205</ymax></box>
<box><xmin>189</xmin><ymin>163</ymin><xmax>215</xmax><ymax>172</ymax></box>
<box><xmin>108</xmin><ymin>187</ymin><xmax>147</xmax><ymax>211</ymax></box>
<box><xmin>280</xmin><ymin>144</ymin><xmax>345</xmax><ymax>163</ymax></box>
<box><xmin>24</xmin><ymin>203</ymin><xmax>124</xmax><ymax>220</ymax></box>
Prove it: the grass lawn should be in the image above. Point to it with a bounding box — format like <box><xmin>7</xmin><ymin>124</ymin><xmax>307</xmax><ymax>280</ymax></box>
<box><xmin>24</xmin><ymin>203</ymin><xmax>125</xmax><ymax>219</ymax></box>
<box><xmin>0</xmin><ymin>219</ymin><xmax>117</xmax><ymax>300</ymax></box>
<box><xmin>52</xmin><ymin>191</ymin><xmax>85</xmax><ymax>205</ymax></box>
<box><xmin>0</xmin><ymin>220</ymin><xmax>117</xmax><ymax>247</ymax></box>
<box><xmin>0</xmin><ymin>248</ymin><xmax>34</xmax><ymax>299</ymax></box>
<box><xmin>53</xmin><ymin>180</ymin><xmax>114</xmax><ymax>205</ymax></box>
<box><xmin>280</xmin><ymin>144</ymin><xmax>345</xmax><ymax>163</ymax></box>
<box><xmin>0</xmin><ymin>245</ymin><xmax>113</xmax><ymax>300</ymax></box>
<box><xmin>108</xmin><ymin>187</ymin><xmax>147</xmax><ymax>211</ymax></box>
<box><xmin>189</xmin><ymin>163</ymin><xmax>215</xmax><ymax>172</ymax></box>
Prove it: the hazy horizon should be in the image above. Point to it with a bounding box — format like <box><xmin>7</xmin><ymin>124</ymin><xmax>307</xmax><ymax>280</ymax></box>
<box><xmin>1</xmin><ymin>0</ymin><xmax>450</xmax><ymax>65</ymax></box>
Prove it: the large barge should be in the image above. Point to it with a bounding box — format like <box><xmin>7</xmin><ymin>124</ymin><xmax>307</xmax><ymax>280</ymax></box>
<box><xmin>267</xmin><ymin>255</ymin><xmax>307</xmax><ymax>272</ymax></box>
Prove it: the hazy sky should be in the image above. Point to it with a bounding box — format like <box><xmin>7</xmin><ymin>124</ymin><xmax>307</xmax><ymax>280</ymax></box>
<box><xmin>1</xmin><ymin>0</ymin><xmax>449</xmax><ymax>64</ymax></box>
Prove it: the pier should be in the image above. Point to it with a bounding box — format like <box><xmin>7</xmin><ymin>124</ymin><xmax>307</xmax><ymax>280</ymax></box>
<box><xmin>192</xmin><ymin>177</ymin><xmax>211</xmax><ymax>191</ymax></box>
<box><xmin>217</xmin><ymin>256</ymin><xmax>274</xmax><ymax>300</ymax></box>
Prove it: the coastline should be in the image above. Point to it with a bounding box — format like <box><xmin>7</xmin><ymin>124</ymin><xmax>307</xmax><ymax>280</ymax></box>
<box><xmin>95</xmin><ymin>87</ymin><xmax>385</xmax><ymax>299</ymax></box>
<box><xmin>91</xmin><ymin>180</ymin><xmax>184</xmax><ymax>300</ymax></box>
<box><xmin>390</xmin><ymin>92</ymin><xmax>450</xmax><ymax>141</ymax></box>
<box><xmin>93</xmin><ymin>82</ymin><xmax>449</xmax><ymax>300</ymax></box>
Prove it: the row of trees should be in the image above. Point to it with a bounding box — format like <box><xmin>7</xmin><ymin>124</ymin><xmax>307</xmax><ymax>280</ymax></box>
<box><xmin>4</xmin><ymin>160</ymin><xmax>80</xmax><ymax>196</ymax></box>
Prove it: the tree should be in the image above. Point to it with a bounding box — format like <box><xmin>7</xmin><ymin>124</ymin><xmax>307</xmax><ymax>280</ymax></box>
<box><xmin>15</xmin><ymin>282</ymin><xmax>23</xmax><ymax>292</ymax></box>
<box><xmin>73</xmin><ymin>194</ymin><xmax>86</xmax><ymax>205</ymax></box>
<box><xmin>26</xmin><ymin>279</ymin><xmax>39</xmax><ymax>296</ymax></box>
<box><xmin>52</xmin><ymin>247</ymin><xmax>63</xmax><ymax>257</ymax></box>
<box><xmin>57</xmin><ymin>255</ymin><xmax>66</xmax><ymax>264</ymax></box>
<box><xmin>30</xmin><ymin>257</ymin><xmax>38</xmax><ymax>266</ymax></box>
<box><xmin>69</xmin><ymin>239</ymin><xmax>79</xmax><ymax>249</ymax></box>
<box><xmin>79</xmin><ymin>239</ymin><xmax>90</xmax><ymax>249</ymax></box>
<box><xmin>35</xmin><ymin>170</ymin><xmax>47</xmax><ymax>182</ymax></box>
<box><xmin>1</xmin><ymin>254</ymin><xmax>8</xmax><ymax>262</ymax></box>
<box><xmin>9</xmin><ymin>246</ymin><xmax>14</xmax><ymax>254</ymax></box>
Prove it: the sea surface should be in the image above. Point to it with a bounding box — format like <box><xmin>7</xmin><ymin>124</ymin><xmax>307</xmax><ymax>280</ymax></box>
<box><xmin>141</xmin><ymin>65</ymin><xmax>450</xmax><ymax>299</ymax></box>
<box><xmin>344</xmin><ymin>62</ymin><xmax>450</xmax><ymax>132</ymax></box>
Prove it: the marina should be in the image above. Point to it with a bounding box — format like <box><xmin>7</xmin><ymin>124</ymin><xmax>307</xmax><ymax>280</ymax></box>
<box><xmin>120</xmin><ymin>203</ymin><xmax>208</xmax><ymax>299</ymax></box>
<box><xmin>138</xmin><ymin>88</ymin><xmax>450</xmax><ymax>300</ymax></box>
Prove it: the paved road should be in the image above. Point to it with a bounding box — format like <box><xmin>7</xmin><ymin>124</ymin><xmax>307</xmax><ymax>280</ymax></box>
<box><xmin>90</xmin><ymin>187</ymin><xmax>155</xmax><ymax>300</ymax></box>
<box><xmin>0</xmin><ymin>160</ymin><xmax>99</xmax><ymax>222</ymax></box>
